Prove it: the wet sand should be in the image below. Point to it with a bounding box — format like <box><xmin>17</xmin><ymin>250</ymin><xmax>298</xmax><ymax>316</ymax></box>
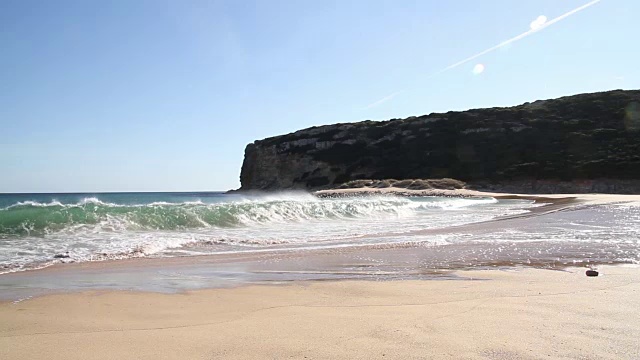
<box><xmin>2</xmin><ymin>265</ymin><xmax>639</xmax><ymax>359</ymax></box>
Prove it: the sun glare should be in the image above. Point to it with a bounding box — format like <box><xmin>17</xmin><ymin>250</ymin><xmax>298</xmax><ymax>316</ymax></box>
<box><xmin>472</xmin><ymin>63</ymin><xmax>485</xmax><ymax>75</ymax></box>
<box><xmin>530</xmin><ymin>15</ymin><xmax>548</xmax><ymax>30</ymax></box>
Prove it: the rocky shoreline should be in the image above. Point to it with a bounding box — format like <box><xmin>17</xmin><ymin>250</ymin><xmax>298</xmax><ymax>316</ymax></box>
<box><xmin>317</xmin><ymin>177</ymin><xmax>640</xmax><ymax>195</ymax></box>
<box><xmin>232</xmin><ymin>177</ymin><xmax>640</xmax><ymax>196</ymax></box>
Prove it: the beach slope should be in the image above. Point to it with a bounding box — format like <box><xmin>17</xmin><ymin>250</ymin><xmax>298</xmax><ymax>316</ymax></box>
<box><xmin>2</xmin><ymin>266</ymin><xmax>639</xmax><ymax>359</ymax></box>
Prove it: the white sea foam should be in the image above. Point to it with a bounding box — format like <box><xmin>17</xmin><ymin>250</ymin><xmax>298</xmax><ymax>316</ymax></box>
<box><xmin>3</xmin><ymin>197</ymin><xmax>119</xmax><ymax>210</ymax></box>
<box><xmin>4</xmin><ymin>200</ymin><xmax>64</xmax><ymax>209</ymax></box>
<box><xmin>0</xmin><ymin>195</ymin><xmax>545</xmax><ymax>273</ymax></box>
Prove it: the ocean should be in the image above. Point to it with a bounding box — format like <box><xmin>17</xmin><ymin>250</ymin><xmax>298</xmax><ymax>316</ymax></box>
<box><xmin>0</xmin><ymin>192</ymin><xmax>639</xmax><ymax>279</ymax></box>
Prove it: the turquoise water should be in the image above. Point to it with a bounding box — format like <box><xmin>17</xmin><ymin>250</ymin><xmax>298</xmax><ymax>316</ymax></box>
<box><xmin>0</xmin><ymin>192</ymin><xmax>242</xmax><ymax>235</ymax></box>
<box><xmin>1</xmin><ymin>192</ymin><xmax>639</xmax><ymax>276</ymax></box>
<box><xmin>0</xmin><ymin>192</ymin><xmax>533</xmax><ymax>273</ymax></box>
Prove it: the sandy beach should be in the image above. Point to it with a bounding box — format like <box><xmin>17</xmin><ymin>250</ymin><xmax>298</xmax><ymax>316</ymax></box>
<box><xmin>1</xmin><ymin>265</ymin><xmax>639</xmax><ymax>359</ymax></box>
<box><xmin>1</xmin><ymin>190</ymin><xmax>640</xmax><ymax>359</ymax></box>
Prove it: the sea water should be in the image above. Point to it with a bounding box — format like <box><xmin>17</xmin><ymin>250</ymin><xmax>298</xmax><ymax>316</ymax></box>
<box><xmin>0</xmin><ymin>192</ymin><xmax>533</xmax><ymax>272</ymax></box>
<box><xmin>0</xmin><ymin>192</ymin><xmax>638</xmax><ymax>275</ymax></box>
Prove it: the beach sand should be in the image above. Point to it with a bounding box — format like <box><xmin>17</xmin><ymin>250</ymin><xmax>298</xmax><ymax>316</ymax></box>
<box><xmin>2</xmin><ymin>190</ymin><xmax>640</xmax><ymax>359</ymax></box>
<box><xmin>2</xmin><ymin>266</ymin><xmax>639</xmax><ymax>359</ymax></box>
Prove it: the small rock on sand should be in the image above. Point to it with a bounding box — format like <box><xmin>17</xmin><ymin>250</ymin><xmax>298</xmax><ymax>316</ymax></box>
<box><xmin>586</xmin><ymin>269</ymin><xmax>599</xmax><ymax>277</ymax></box>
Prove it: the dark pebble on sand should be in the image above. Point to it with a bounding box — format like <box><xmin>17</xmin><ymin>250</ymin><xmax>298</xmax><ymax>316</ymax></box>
<box><xmin>586</xmin><ymin>269</ymin><xmax>599</xmax><ymax>277</ymax></box>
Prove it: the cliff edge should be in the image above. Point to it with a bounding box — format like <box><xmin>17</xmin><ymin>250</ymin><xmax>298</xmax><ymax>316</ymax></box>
<box><xmin>239</xmin><ymin>90</ymin><xmax>640</xmax><ymax>192</ymax></box>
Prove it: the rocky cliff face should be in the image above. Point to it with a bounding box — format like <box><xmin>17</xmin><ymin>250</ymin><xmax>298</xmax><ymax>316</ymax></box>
<box><xmin>239</xmin><ymin>90</ymin><xmax>640</xmax><ymax>191</ymax></box>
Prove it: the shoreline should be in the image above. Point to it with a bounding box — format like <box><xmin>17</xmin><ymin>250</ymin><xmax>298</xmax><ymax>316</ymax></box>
<box><xmin>2</xmin><ymin>191</ymin><xmax>640</xmax><ymax>359</ymax></box>
<box><xmin>0</xmin><ymin>191</ymin><xmax>582</xmax><ymax>278</ymax></box>
<box><xmin>0</xmin><ymin>189</ymin><xmax>560</xmax><ymax>276</ymax></box>
<box><xmin>2</xmin><ymin>265</ymin><xmax>639</xmax><ymax>359</ymax></box>
<box><xmin>314</xmin><ymin>185</ymin><xmax>640</xmax><ymax>203</ymax></box>
<box><xmin>1</xmin><ymin>190</ymin><xmax>639</xmax><ymax>300</ymax></box>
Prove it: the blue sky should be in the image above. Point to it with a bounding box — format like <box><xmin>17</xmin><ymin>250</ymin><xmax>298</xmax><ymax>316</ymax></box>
<box><xmin>1</xmin><ymin>0</ymin><xmax>638</xmax><ymax>192</ymax></box>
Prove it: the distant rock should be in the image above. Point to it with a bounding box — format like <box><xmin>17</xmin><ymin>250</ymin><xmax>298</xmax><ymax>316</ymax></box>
<box><xmin>586</xmin><ymin>269</ymin><xmax>599</xmax><ymax>277</ymax></box>
<box><xmin>239</xmin><ymin>90</ymin><xmax>640</xmax><ymax>192</ymax></box>
<box><xmin>335</xmin><ymin>178</ymin><xmax>466</xmax><ymax>190</ymax></box>
<box><xmin>53</xmin><ymin>253</ymin><xmax>70</xmax><ymax>259</ymax></box>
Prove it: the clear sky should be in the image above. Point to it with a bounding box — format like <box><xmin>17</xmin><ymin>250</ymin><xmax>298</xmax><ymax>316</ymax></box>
<box><xmin>1</xmin><ymin>0</ymin><xmax>638</xmax><ymax>193</ymax></box>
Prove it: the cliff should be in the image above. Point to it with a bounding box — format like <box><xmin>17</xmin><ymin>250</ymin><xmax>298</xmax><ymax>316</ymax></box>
<box><xmin>239</xmin><ymin>90</ymin><xmax>640</xmax><ymax>192</ymax></box>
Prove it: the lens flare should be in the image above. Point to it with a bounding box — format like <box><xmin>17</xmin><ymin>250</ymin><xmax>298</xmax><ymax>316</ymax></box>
<box><xmin>472</xmin><ymin>63</ymin><xmax>485</xmax><ymax>75</ymax></box>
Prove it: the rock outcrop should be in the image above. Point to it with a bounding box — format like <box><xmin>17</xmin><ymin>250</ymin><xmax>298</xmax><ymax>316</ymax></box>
<box><xmin>239</xmin><ymin>90</ymin><xmax>640</xmax><ymax>192</ymax></box>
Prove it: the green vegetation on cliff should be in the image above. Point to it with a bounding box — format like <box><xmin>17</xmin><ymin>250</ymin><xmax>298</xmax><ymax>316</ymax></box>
<box><xmin>240</xmin><ymin>90</ymin><xmax>640</xmax><ymax>191</ymax></box>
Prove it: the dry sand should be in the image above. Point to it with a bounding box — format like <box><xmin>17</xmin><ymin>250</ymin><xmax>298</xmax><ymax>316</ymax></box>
<box><xmin>2</xmin><ymin>265</ymin><xmax>639</xmax><ymax>360</ymax></box>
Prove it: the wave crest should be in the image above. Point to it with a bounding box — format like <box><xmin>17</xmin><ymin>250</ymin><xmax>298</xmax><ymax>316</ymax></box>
<box><xmin>0</xmin><ymin>195</ymin><xmax>497</xmax><ymax>236</ymax></box>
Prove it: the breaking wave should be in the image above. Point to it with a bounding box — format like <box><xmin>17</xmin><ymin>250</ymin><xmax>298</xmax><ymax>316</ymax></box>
<box><xmin>0</xmin><ymin>193</ymin><xmax>529</xmax><ymax>274</ymax></box>
<box><xmin>0</xmin><ymin>194</ymin><xmax>497</xmax><ymax>237</ymax></box>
